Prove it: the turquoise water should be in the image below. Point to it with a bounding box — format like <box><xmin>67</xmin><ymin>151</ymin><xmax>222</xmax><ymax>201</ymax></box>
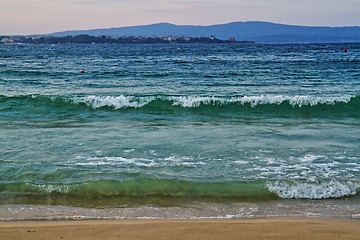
<box><xmin>0</xmin><ymin>43</ymin><xmax>360</xmax><ymax>218</ymax></box>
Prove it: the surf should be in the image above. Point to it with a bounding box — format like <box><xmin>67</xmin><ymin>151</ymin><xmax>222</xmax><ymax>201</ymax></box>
<box><xmin>1</xmin><ymin>94</ymin><xmax>359</xmax><ymax>117</ymax></box>
<box><xmin>1</xmin><ymin>179</ymin><xmax>359</xmax><ymax>208</ymax></box>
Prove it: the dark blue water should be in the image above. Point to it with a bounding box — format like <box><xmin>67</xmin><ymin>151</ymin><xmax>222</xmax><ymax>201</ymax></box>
<box><xmin>0</xmin><ymin>43</ymin><xmax>360</xmax><ymax>219</ymax></box>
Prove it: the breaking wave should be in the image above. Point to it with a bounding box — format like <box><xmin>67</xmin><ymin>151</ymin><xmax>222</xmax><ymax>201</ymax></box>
<box><xmin>71</xmin><ymin>94</ymin><xmax>357</xmax><ymax>109</ymax></box>
<box><xmin>1</xmin><ymin>179</ymin><xmax>359</xmax><ymax>201</ymax></box>
<box><xmin>267</xmin><ymin>180</ymin><xmax>360</xmax><ymax>199</ymax></box>
<box><xmin>1</xmin><ymin>94</ymin><xmax>359</xmax><ymax>117</ymax></box>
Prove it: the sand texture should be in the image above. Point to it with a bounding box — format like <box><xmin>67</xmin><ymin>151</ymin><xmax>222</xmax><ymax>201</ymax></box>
<box><xmin>1</xmin><ymin>218</ymin><xmax>360</xmax><ymax>240</ymax></box>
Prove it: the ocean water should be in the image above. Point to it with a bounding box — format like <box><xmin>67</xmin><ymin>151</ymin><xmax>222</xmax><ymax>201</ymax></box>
<box><xmin>1</xmin><ymin>43</ymin><xmax>360</xmax><ymax>220</ymax></box>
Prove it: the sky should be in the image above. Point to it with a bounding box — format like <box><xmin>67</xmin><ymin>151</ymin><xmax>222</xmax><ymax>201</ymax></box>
<box><xmin>1</xmin><ymin>0</ymin><xmax>360</xmax><ymax>35</ymax></box>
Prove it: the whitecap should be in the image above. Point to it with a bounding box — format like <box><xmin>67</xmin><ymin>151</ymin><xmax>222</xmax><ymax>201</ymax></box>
<box><xmin>68</xmin><ymin>94</ymin><xmax>355</xmax><ymax>109</ymax></box>
<box><xmin>73</xmin><ymin>95</ymin><xmax>155</xmax><ymax>109</ymax></box>
<box><xmin>266</xmin><ymin>180</ymin><xmax>360</xmax><ymax>199</ymax></box>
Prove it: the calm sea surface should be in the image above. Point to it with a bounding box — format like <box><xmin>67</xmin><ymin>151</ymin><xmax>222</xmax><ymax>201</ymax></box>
<box><xmin>0</xmin><ymin>43</ymin><xmax>360</xmax><ymax>220</ymax></box>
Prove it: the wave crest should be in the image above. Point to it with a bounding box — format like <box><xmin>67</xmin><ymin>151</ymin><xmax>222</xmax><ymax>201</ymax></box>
<box><xmin>267</xmin><ymin>180</ymin><xmax>360</xmax><ymax>199</ymax></box>
<box><xmin>72</xmin><ymin>94</ymin><xmax>356</xmax><ymax>109</ymax></box>
<box><xmin>73</xmin><ymin>95</ymin><xmax>155</xmax><ymax>109</ymax></box>
<box><xmin>1</xmin><ymin>94</ymin><xmax>359</xmax><ymax>118</ymax></box>
<box><xmin>2</xmin><ymin>179</ymin><xmax>360</xmax><ymax>200</ymax></box>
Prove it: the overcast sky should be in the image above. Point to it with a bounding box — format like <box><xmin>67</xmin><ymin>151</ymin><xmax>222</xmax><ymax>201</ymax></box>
<box><xmin>1</xmin><ymin>0</ymin><xmax>360</xmax><ymax>35</ymax></box>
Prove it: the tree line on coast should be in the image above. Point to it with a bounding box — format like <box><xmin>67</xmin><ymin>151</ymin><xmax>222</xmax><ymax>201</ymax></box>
<box><xmin>1</xmin><ymin>34</ymin><xmax>254</xmax><ymax>44</ymax></box>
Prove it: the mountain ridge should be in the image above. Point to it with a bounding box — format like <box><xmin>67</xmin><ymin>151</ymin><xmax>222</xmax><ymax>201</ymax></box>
<box><xmin>49</xmin><ymin>21</ymin><xmax>360</xmax><ymax>43</ymax></box>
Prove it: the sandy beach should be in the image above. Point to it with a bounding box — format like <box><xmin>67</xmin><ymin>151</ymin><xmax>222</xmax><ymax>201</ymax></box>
<box><xmin>1</xmin><ymin>218</ymin><xmax>360</xmax><ymax>240</ymax></box>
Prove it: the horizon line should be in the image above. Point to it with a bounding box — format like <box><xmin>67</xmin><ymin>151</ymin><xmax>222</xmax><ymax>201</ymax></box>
<box><xmin>2</xmin><ymin>20</ymin><xmax>360</xmax><ymax>36</ymax></box>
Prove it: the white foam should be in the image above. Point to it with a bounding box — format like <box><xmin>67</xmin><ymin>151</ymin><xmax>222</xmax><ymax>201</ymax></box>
<box><xmin>170</xmin><ymin>96</ymin><xmax>218</xmax><ymax>107</ymax></box>
<box><xmin>70</xmin><ymin>94</ymin><xmax>355</xmax><ymax>109</ymax></box>
<box><xmin>234</xmin><ymin>160</ymin><xmax>249</xmax><ymax>164</ymax></box>
<box><xmin>26</xmin><ymin>182</ymin><xmax>76</xmax><ymax>194</ymax></box>
<box><xmin>169</xmin><ymin>94</ymin><xmax>354</xmax><ymax>108</ymax></box>
<box><xmin>123</xmin><ymin>149</ymin><xmax>135</xmax><ymax>153</ymax></box>
<box><xmin>239</xmin><ymin>95</ymin><xmax>353</xmax><ymax>107</ymax></box>
<box><xmin>72</xmin><ymin>156</ymin><xmax>156</xmax><ymax>167</ymax></box>
<box><xmin>70</xmin><ymin>155</ymin><xmax>204</xmax><ymax>168</ymax></box>
<box><xmin>267</xmin><ymin>180</ymin><xmax>360</xmax><ymax>199</ymax></box>
<box><xmin>298</xmin><ymin>154</ymin><xmax>323</xmax><ymax>162</ymax></box>
<box><xmin>73</xmin><ymin>95</ymin><xmax>155</xmax><ymax>109</ymax></box>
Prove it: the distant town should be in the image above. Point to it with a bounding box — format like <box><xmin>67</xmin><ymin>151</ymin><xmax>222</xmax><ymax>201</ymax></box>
<box><xmin>0</xmin><ymin>35</ymin><xmax>254</xmax><ymax>44</ymax></box>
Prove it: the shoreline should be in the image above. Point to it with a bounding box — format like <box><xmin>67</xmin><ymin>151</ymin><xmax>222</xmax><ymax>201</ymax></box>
<box><xmin>2</xmin><ymin>198</ymin><xmax>360</xmax><ymax>221</ymax></box>
<box><xmin>1</xmin><ymin>218</ymin><xmax>360</xmax><ymax>240</ymax></box>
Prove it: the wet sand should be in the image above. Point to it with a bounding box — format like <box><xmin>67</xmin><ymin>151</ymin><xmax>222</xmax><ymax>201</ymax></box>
<box><xmin>1</xmin><ymin>218</ymin><xmax>360</xmax><ymax>240</ymax></box>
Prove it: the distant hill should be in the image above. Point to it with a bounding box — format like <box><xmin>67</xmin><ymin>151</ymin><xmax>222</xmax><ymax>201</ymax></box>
<box><xmin>49</xmin><ymin>21</ymin><xmax>360</xmax><ymax>43</ymax></box>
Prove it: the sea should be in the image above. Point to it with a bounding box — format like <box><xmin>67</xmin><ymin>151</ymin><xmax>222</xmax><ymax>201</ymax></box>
<box><xmin>0</xmin><ymin>42</ymin><xmax>360</xmax><ymax>221</ymax></box>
